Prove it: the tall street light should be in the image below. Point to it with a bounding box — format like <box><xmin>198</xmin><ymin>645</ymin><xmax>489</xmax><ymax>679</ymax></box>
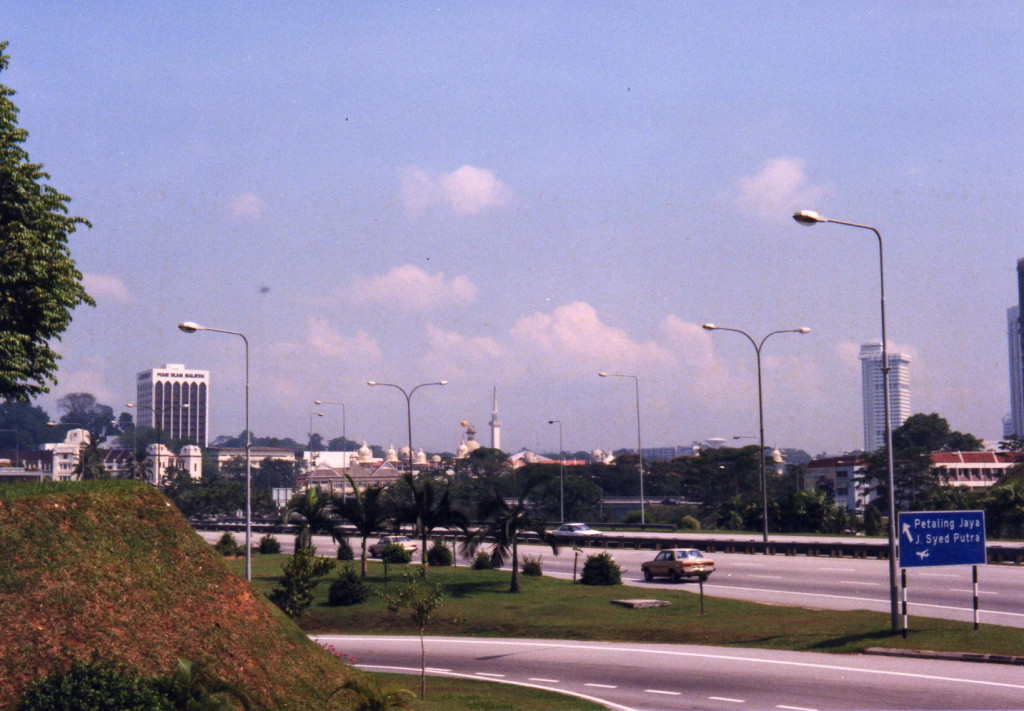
<box><xmin>793</xmin><ymin>209</ymin><xmax>900</xmax><ymax>634</ymax></box>
<box><xmin>702</xmin><ymin>323</ymin><xmax>810</xmax><ymax>543</ymax></box>
<box><xmin>367</xmin><ymin>381</ymin><xmax>447</xmax><ymax>473</ymax></box>
<box><xmin>178</xmin><ymin>321</ymin><xmax>252</xmax><ymax>581</ymax></box>
<box><xmin>598</xmin><ymin>372</ymin><xmax>646</xmax><ymax>524</ymax></box>
<box><xmin>547</xmin><ymin>419</ymin><xmax>565</xmax><ymax>523</ymax></box>
<box><xmin>314</xmin><ymin>399</ymin><xmax>346</xmax><ymax>444</ymax></box>
<box><xmin>308</xmin><ymin>411</ymin><xmax>324</xmax><ymax>451</ymax></box>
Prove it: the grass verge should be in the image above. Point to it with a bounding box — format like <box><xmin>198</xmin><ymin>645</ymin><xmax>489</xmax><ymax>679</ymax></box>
<box><xmin>367</xmin><ymin>672</ymin><xmax>606</xmax><ymax>711</ymax></box>
<box><xmin>234</xmin><ymin>555</ymin><xmax>1024</xmax><ymax>657</ymax></box>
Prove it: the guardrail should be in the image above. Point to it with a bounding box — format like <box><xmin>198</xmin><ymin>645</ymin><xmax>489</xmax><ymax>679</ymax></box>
<box><xmin>192</xmin><ymin>520</ymin><xmax>1024</xmax><ymax>564</ymax></box>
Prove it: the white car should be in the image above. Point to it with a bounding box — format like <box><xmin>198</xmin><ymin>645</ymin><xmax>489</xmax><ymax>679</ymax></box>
<box><xmin>368</xmin><ymin>535</ymin><xmax>418</xmax><ymax>557</ymax></box>
<box><xmin>551</xmin><ymin>523</ymin><xmax>603</xmax><ymax>538</ymax></box>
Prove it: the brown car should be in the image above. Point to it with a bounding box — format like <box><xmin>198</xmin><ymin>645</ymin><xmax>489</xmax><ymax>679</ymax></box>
<box><xmin>641</xmin><ymin>548</ymin><xmax>715</xmax><ymax>582</ymax></box>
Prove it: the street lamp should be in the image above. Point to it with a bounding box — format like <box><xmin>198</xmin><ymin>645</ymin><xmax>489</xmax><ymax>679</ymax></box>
<box><xmin>308</xmin><ymin>411</ymin><xmax>324</xmax><ymax>451</ymax></box>
<box><xmin>178</xmin><ymin>321</ymin><xmax>252</xmax><ymax>581</ymax></box>
<box><xmin>598</xmin><ymin>372</ymin><xmax>646</xmax><ymax>523</ymax></box>
<box><xmin>793</xmin><ymin>208</ymin><xmax>900</xmax><ymax>634</ymax></box>
<box><xmin>547</xmin><ymin>419</ymin><xmax>565</xmax><ymax>523</ymax></box>
<box><xmin>313</xmin><ymin>399</ymin><xmax>347</xmax><ymax>444</ymax></box>
<box><xmin>702</xmin><ymin>323</ymin><xmax>810</xmax><ymax>543</ymax></box>
<box><xmin>367</xmin><ymin>381</ymin><xmax>447</xmax><ymax>473</ymax></box>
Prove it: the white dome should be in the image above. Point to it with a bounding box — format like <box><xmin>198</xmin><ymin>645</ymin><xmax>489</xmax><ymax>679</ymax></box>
<box><xmin>466</xmin><ymin>439</ymin><xmax>481</xmax><ymax>452</ymax></box>
<box><xmin>358</xmin><ymin>440</ymin><xmax>373</xmax><ymax>462</ymax></box>
<box><xmin>414</xmin><ymin>448</ymin><xmax>427</xmax><ymax>465</ymax></box>
<box><xmin>456</xmin><ymin>440</ymin><xmax>469</xmax><ymax>458</ymax></box>
<box><xmin>386</xmin><ymin>444</ymin><xmax>398</xmax><ymax>462</ymax></box>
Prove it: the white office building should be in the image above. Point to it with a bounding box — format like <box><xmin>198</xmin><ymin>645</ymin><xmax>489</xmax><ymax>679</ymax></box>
<box><xmin>859</xmin><ymin>343</ymin><xmax>911</xmax><ymax>452</ymax></box>
<box><xmin>136</xmin><ymin>364</ymin><xmax>209</xmax><ymax>447</ymax></box>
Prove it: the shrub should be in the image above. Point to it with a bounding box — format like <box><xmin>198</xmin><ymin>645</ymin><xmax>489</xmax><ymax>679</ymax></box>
<box><xmin>17</xmin><ymin>658</ymin><xmax>173</xmax><ymax>711</ymax></box>
<box><xmin>471</xmin><ymin>550</ymin><xmax>494</xmax><ymax>570</ymax></box>
<box><xmin>379</xmin><ymin>543</ymin><xmax>412</xmax><ymax>565</ymax></box>
<box><xmin>328</xmin><ymin>564</ymin><xmax>370</xmax><ymax>606</ymax></box>
<box><xmin>426</xmin><ymin>538</ymin><xmax>453</xmax><ymax>567</ymax></box>
<box><xmin>257</xmin><ymin>534</ymin><xmax>281</xmax><ymax>554</ymax></box>
<box><xmin>579</xmin><ymin>552</ymin><xmax>622</xmax><ymax>586</ymax></box>
<box><xmin>269</xmin><ymin>547</ymin><xmax>335</xmax><ymax>617</ymax></box>
<box><xmin>336</xmin><ymin>537</ymin><xmax>355</xmax><ymax>561</ymax></box>
<box><xmin>213</xmin><ymin>532</ymin><xmax>243</xmax><ymax>557</ymax></box>
<box><xmin>521</xmin><ymin>554</ymin><xmax>543</xmax><ymax>577</ymax></box>
<box><xmin>621</xmin><ymin>509</ymin><xmax>642</xmax><ymax>524</ymax></box>
<box><xmin>679</xmin><ymin>515</ymin><xmax>701</xmax><ymax>531</ymax></box>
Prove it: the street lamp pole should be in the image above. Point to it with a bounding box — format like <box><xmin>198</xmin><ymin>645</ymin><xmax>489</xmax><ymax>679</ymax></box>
<box><xmin>367</xmin><ymin>381</ymin><xmax>447</xmax><ymax>473</ymax></box>
<box><xmin>178</xmin><ymin>321</ymin><xmax>252</xmax><ymax>581</ymax></box>
<box><xmin>547</xmin><ymin>419</ymin><xmax>564</xmax><ymax>523</ymax></box>
<box><xmin>313</xmin><ymin>399</ymin><xmax>346</xmax><ymax>444</ymax></box>
<box><xmin>598</xmin><ymin>372</ymin><xmax>646</xmax><ymax>524</ymax></box>
<box><xmin>308</xmin><ymin>411</ymin><xmax>324</xmax><ymax>451</ymax></box>
<box><xmin>793</xmin><ymin>209</ymin><xmax>900</xmax><ymax>633</ymax></box>
<box><xmin>702</xmin><ymin>324</ymin><xmax>810</xmax><ymax>543</ymax></box>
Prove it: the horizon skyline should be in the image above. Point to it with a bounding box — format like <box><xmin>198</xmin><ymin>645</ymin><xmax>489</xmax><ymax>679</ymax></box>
<box><xmin>7</xmin><ymin>4</ymin><xmax>1022</xmax><ymax>456</ymax></box>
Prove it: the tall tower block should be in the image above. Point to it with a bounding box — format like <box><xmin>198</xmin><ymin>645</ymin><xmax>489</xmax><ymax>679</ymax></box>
<box><xmin>489</xmin><ymin>386</ymin><xmax>501</xmax><ymax>451</ymax></box>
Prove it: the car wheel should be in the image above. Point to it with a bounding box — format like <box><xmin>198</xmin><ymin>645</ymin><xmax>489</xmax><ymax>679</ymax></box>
<box><xmin>643</xmin><ymin>568</ymin><xmax>653</xmax><ymax>582</ymax></box>
<box><xmin>669</xmin><ymin>569</ymin><xmax>680</xmax><ymax>584</ymax></box>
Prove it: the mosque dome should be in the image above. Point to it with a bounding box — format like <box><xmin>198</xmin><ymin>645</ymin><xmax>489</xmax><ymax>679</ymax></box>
<box><xmin>466</xmin><ymin>439</ymin><xmax>481</xmax><ymax>452</ymax></box>
<box><xmin>386</xmin><ymin>444</ymin><xmax>398</xmax><ymax>463</ymax></box>
<box><xmin>591</xmin><ymin>448</ymin><xmax>604</xmax><ymax>462</ymax></box>
<box><xmin>414</xmin><ymin>448</ymin><xmax>428</xmax><ymax>465</ymax></box>
<box><xmin>456</xmin><ymin>440</ymin><xmax>469</xmax><ymax>458</ymax></box>
<box><xmin>358</xmin><ymin>440</ymin><xmax>372</xmax><ymax>462</ymax></box>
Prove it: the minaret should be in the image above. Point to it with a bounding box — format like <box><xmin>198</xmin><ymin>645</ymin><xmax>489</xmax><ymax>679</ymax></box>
<box><xmin>489</xmin><ymin>386</ymin><xmax>501</xmax><ymax>451</ymax></box>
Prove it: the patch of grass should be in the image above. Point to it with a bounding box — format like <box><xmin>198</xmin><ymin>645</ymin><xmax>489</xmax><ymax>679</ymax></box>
<box><xmin>236</xmin><ymin>556</ymin><xmax>1024</xmax><ymax>658</ymax></box>
<box><xmin>369</xmin><ymin>672</ymin><xmax>606</xmax><ymax>710</ymax></box>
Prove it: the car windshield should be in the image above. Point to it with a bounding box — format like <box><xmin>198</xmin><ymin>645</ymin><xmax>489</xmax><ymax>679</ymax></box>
<box><xmin>677</xmin><ymin>550</ymin><xmax>703</xmax><ymax>559</ymax></box>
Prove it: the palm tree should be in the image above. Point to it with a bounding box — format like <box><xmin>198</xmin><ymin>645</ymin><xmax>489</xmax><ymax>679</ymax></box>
<box><xmin>281</xmin><ymin>486</ymin><xmax>343</xmax><ymax>551</ymax></box>
<box><xmin>461</xmin><ymin>468</ymin><xmax>560</xmax><ymax>593</ymax></box>
<box><xmin>394</xmin><ymin>472</ymin><xmax>469</xmax><ymax>565</ymax></box>
<box><xmin>157</xmin><ymin>657</ymin><xmax>255</xmax><ymax>710</ymax></box>
<box><xmin>331</xmin><ymin>673</ymin><xmax>414</xmax><ymax>711</ymax></box>
<box><xmin>340</xmin><ymin>474</ymin><xmax>393</xmax><ymax>577</ymax></box>
<box><xmin>74</xmin><ymin>434</ymin><xmax>107</xmax><ymax>480</ymax></box>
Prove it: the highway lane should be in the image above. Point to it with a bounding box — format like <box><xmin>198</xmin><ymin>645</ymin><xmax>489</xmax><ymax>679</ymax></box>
<box><xmin>195</xmin><ymin>531</ymin><xmax>1024</xmax><ymax>628</ymax></box>
<box><xmin>319</xmin><ymin>635</ymin><xmax>1024</xmax><ymax>710</ymax></box>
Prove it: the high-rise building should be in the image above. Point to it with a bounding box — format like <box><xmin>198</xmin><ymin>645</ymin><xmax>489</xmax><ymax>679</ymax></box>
<box><xmin>489</xmin><ymin>386</ymin><xmax>501</xmax><ymax>451</ymax></box>
<box><xmin>859</xmin><ymin>343</ymin><xmax>911</xmax><ymax>452</ymax></box>
<box><xmin>1008</xmin><ymin>304</ymin><xmax>1024</xmax><ymax>438</ymax></box>
<box><xmin>136</xmin><ymin>364</ymin><xmax>209</xmax><ymax>447</ymax></box>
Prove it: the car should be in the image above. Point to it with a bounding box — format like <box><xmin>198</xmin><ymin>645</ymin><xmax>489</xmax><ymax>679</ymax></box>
<box><xmin>660</xmin><ymin>498</ymin><xmax>680</xmax><ymax>506</ymax></box>
<box><xmin>368</xmin><ymin>535</ymin><xmax>418</xmax><ymax>557</ymax></box>
<box><xmin>641</xmin><ymin>548</ymin><xmax>715</xmax><ymax>583</ymax></box>
<box><xmin>550</xmin><ymin>523</ymin><xmax>603</xmax><ymax>538</ymax></box>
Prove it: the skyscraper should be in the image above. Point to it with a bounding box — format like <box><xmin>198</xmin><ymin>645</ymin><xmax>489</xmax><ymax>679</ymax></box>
<box><xmin>859</xmin><ymin>343</ymin><xmax>911</xmax><ymax>452</ymax></box>
<box><xmin>489</xmin><ymin>386</ymin><xmax>501</xmax><ymax>451</ymax></box>
<box><xmin>1008</xmin><ymin>305</ymin><xmax>1024</xmax><ymax>438</ymax></box>
<box><xmin>136</xmin><ymin>364</ymin><xmax>209</xmax><ymax>447</ymax></box>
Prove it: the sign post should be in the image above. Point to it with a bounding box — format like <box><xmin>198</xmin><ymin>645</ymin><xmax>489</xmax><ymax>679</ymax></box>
<box><xmin>897</xmin><ymin>510</ymin><xmax>986</xmax><ymax>633</ymax></box>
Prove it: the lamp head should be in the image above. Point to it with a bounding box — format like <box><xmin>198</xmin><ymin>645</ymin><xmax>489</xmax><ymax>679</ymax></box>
<box><xmin>126</xmin><ymin>402</ymin><xmax>136</xmax><ymax>408</ymax></box>
<box><xmin>548</xmin><ymin>420</ymin><xmax>557</xmax><ymax>424</ymax></box>
<box><xmin>798</xmin><ymin>327</ymin><xmax>811</xmax><ymax>334</ymax></box>
<box><xmin>313</xmin><ymin>400</ymin><xmax>323</xmax><ymax>405</ymax></box>
<box><xmin>702</xmin><ymin>323</ymin><xmax>716</xmax><ymax>330</ymax></box>
<box><xmin>598</xmin><ymin>372</ymin><xmax>608</xmax><ymax>377</ymax></box>
<box><xmin>178</xmin><ymin>321</ymin><xmax>201</xmax><ymax>333</ymax></box>
<box><xmin>439</xmin><ymin>381</ymin><xmax>449</xmax><ymax>386</ymax></box>
<box><xmin>367</xmin><ymin>381</ymin><xmax>377</xmax><ymax>386</ymax></box>
<box><xmin>792</xmin><ymin>210</ymin><xmax>824</xmax><ymax>226</ymax></box>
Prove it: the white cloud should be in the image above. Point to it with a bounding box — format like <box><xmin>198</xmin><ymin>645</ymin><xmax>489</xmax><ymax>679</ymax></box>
<box><xmin>346</xmin><ymin>265</ymin><xmax>478</xmax><ymax>313</ymax></box>
<box><xmin>401</xmin><ymin>165</ymin><xmax>511</xmax><ymax>216</ymax></box>
<box><xmin>228</xmin><ymin>192</ymin><xmax>266</xmax><ymax>218</ymax></box>
<box><xmin>418</xmin><ymin>325</ymin><xmax>506</xmax><ymax>380</ymax></box>
<box><xmin>81</xmin><ymin>273</ymin><xmax>132</xmax><ymax>304</ymax></box>
<box><xmin>304</xmin><ymin>317</ymin><xmax>383</xmax><ymax>360</ymax></box>
<box><xmin>736</xmin><ymin>158</ymin><xmax>826</xmax><ymax>221</ymax></box>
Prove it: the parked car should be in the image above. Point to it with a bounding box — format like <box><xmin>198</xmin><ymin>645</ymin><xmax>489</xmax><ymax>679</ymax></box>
<box><xmin>641</xmin><ymin>548</ymin><xmax>715</xmax><ymax>582</ymax></box>
<box><xmin>551</xmin><ymin>523</ymin><xmax>603</xmax><ymax>538</ymax></box>
<box><xmin>368</xmin><ymin>535</ymin><xmax>418</xmax><ymax>557</ymax></box>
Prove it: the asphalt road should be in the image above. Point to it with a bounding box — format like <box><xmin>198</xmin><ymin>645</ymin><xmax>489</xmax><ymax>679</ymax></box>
<box><xmin>319</xmin><ymin>635</ymin><xmax>1024</xmax><ymax>711</ymax></box>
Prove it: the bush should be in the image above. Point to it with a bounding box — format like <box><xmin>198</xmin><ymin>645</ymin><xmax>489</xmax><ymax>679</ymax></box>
<box><xmin>621</xmin><ymin>509</ymin><xmax>642</xmax><ymax>524</ymax></box>
<box><xmin>579</xmin><ymin>552</ymin><xmax>622</xmax><ymax>586</ymax></box>
<box><xmin>472</xmin><ymin>550</ymin><xmax>494</xmax><ymax>569</ymax></box>
<box><xmin>679</xmin><ymin>515</ymin><xmax>701</xmax><ymax>531</ymax></box>
<box><xmin>336</xmin><ymin>537</ymin><xmax>354</xmax><ymax>561</ymax></box>
<box><xmin>213</xmin><ymin>532</ymin><xmax>243</xmax><ymax>557</ymax></box>
<box><xmin>426</xmin><ymin>538</ymin><xmax>453</xmax><ymax>567</ymax></box>
<box><xmin>17</xmin><ymin>658</ymin><xmax>173</xmax><ymax>711</ymax></box>
<box><xmin>269</xmin><ymin>548</ymin><xmax>335</xmax><ymax>617</ymax></box>
<box><xmin>521</xmin><ymin>554</ymin><xmax>543</xmax><ymax>576</ymax></box>
<box><xmin>257</xmin><ymin>534</ymin><xmax>281</xmax><ymax>554</ymax></box>
<box><xmin>328</xmin><ymin>564</ymin><xmax>370</xmax><ymax>606</ymax></box>
<box><xmin>379</xmin><ymin>543</ymin><xmax>412</xmax><ymax>565</ymax></box>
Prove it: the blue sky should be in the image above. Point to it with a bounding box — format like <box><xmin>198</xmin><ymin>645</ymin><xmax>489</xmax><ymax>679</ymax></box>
<box><xmin>5</xmin><ymin>2</ymin><xmax>1023</xmax><ymax>456</ymax></box>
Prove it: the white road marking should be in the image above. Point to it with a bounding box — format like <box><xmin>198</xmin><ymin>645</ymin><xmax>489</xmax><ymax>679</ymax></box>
<box><xmin>749</xmin><ymin>574</ymin><xmax>784</xmax><ymax>579</ymax></box>
<box><xmin>529</xmin><ymin>677</ymin><xmax>560</xmax><ymax>683</ymax></box>
<box><xmin>918</xmin><ymin>572</ymin><xmax>959</xmax><ymax>578</ymax></box>
<box><xmin>710</xmin><ymin>696</ymin><xmax>746</xmax><ymax>703</ymax></box>
<box><xmin>840</xmin><ymin>581</ymin><xmax>881</xmax><ymax>586</ymax></box>
<box><xmin>585</xmin><ymin>683</ymin><xmax>618</xmax><ymax>689</ymax></box>
<box><xmin>475</xmin><ymin>672</ymin><xmax>506</xmax><ymax>678</ymax></box>
<box><xmin>646</xmin><ymin>689</ymin><xmax>681</xmax><ymax>696</ymax></box>
<box><xmin>777</xmin><ymin>705</ymin><xmax>818</xmax><ymax>711</ymax></box>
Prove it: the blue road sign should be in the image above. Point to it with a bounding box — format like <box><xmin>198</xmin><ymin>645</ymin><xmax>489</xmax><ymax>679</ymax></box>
<box><xmin>898</xmin><ymin>510</ymin><xmax>986</xmax><ymax>568</ymax></box>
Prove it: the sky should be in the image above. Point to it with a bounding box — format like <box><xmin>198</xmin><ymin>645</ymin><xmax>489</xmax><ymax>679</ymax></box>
<box><xmin>4</xmin><ymin>2</ymin><xmax>1023</xmax><ymax>457</ymax></box>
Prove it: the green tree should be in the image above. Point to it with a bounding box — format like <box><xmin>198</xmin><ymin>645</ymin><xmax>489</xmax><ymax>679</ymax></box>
<box><xmin>73</xmin><ymin>433</ymin><xmax>107</xmax><ymax>480</ymax></box>
<box><xmin>0</xmin><ymin>42</ymin><xmax>93</xmax><ymax>401</ymax></box>
<box><xmin>393</xmin><ymin>472</ymin><xmax>468</xmax><ymax>565</ymax></box>
<box><xmin>154</xmin><ymin>657</ymin><xmax>255</xmax><ymax>711</ymax></box>
<box><xmin>333</xmin><ymin>674</ymin><xmax>414</xmax><ymax>711</ymax></box>
<box><xmin>462</xmin><ymin>469</ymin><xmax>560</xmax><ymax>593</ymax></box>
<box><xmin>0</xmin><ymin>400</ymin><xmax>51</xmax><ymax>449</ymax></box>
<box><xmin>891</xmin><ymin>412</ymin><xmax>983</xmax><ymax>453</ymax></box>
<box><xmin>268</xmin><ymin>546</ymin><xmax>334</xmax><ymax>618</ymax></box>
<box><xmin>339</xmin><ymin>475</ymin><xmax>393</xmax><ymax>577</ymax></box>
<box><xmin>281</xmin><ymin>486</ymin><xmax>343</xmax><ymax>551</ymax></box>
<box><xmin>382</xmin><ymin>567</ymin><xmax>445</xmax><ymax>700</ymax></box>
<box><xmin>57</xmin><ymin>392</ymin><xmax>116</xmax><ymax>437</ymax></box>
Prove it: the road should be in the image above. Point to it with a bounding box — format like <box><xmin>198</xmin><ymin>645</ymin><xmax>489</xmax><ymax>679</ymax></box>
<box><xmin>195</xmin><ymin>530</ymin><xmax>1024</xmax><ymax>628</ymax></box>
<box><xmin>319</xmin><ymin>635</ymin><xmax>1024</xmax><ymax>710</ymax></box>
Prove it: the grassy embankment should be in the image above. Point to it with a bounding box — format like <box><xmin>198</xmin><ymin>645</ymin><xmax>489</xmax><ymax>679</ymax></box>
<box><xmin>236</xmin><ymin>553</ymin><xmax>1024</xmax><ymax>658</ymax></box>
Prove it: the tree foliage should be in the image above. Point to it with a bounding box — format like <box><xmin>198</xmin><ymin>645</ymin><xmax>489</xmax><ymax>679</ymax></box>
<box><xmin>0</xmin><ymin>42</ymin><xmax>93</xmax><ymax>401</ymax></box>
